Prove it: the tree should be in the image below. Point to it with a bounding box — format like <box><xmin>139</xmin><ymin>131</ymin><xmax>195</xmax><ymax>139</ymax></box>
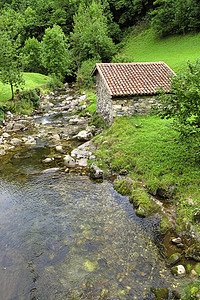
<box><xmin>23</xmin><ymin>37</ymin><xmax>43</xmax><ymax>73</ymax></box>
<box><xmin>70</xmin><ymin>1</ymin><xmax>115</xmax><ymax>68</ymax></box>
<box><xmin>0</xmin><ymin>31</ymin><xmax>24</xmax><ymax>100</ymax></box>
<box><xmin>157</xmin><ymin>60</ymin><xmax>200</xmax><ymax>136</ymax></box>
<box><xmin>42</xmin><ymin>24</ymin><xmax>71</xmax><ymax>79</ymax></box>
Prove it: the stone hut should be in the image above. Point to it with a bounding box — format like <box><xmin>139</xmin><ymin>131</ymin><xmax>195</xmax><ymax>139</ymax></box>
<box><xmin>91</xmin><ymin>62</ymin><xmax>175</xmax><ymax>124</ymax></box>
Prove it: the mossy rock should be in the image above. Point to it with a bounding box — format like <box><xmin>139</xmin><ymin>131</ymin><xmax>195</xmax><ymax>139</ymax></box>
<box><xmin>160</xmin><ymin>216</ymin><xmax>172</xmax><ymax>233</ymax></box>
<box><xmin>167</xmin><ymin>253</ymin><xmax>182</xmax><ymax>266</ymax></box>
<box><xmin>151</xmin><ymin>287</ymin><xmax>169</xmax><ymax>299</ymax></box>
<box><xmin>114</xmin><ymin>177</ymin><xmax>136</xmax><ymax>196</ymax></box>
<box><xmin>130</xmin><ymin>188</ymin><xmax>160</xmax><ymax>218</ymax></box>
<box><xmin>185</xmin><ymin>242</ymin><xmax>200</xmax><ymax>261</ymax></box>
<box><xmin>136</xmin><ymin>206</ymin><xmax>146</xmax><ymax>218</ymax></box>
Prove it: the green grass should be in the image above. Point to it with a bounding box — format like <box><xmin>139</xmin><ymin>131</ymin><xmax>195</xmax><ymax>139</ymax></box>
<box><xmin>93</xmin><ymin>115</ymin><xmax>200</xmax><ymax>228</ymax></box>
<box><xmin>122</xmin><ymin>26</ymin><xmax>200</xmax><ymax>72</ymax></box>
<box><xmin>0</xmin><ymin>72</ymin><xmax>49</xmax><ymax>103</ymax></box>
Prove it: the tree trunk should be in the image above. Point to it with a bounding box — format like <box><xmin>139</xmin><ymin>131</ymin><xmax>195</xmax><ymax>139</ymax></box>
<box><xmin>10</xmin><ymin>82</ymin><xmax>14</xmax><ymax>100</ymax></box>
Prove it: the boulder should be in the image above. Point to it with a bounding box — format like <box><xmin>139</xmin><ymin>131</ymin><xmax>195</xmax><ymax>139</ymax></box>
<box><xmin>51</xmin><ymin>134</ymin><xmax>60</xmax><ymax>140</ymax></box>
<box><xmin>90</xmin><ymin>163</ymin><xmax>103</xmax><ymax>179</ymax></box>
<box><xmin>42</xmin><ymin>157</ymin><xmax>54</xmax><ymax>163</ymax></box>
<box><xmin>63</xmin><ymin>155</ymin><xmax>76</xmax><ymax>168</ymax></box>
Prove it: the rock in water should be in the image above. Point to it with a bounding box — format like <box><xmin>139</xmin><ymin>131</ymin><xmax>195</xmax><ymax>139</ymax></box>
<box><xmin>63</xmin><ymin>155</ymin><xmax>76</xmax><ymax>168</ymax></box>
<box><xmin>90</xmin><ymin>163</ymin><xmax>103</xmax><ymax>179</ymax></box>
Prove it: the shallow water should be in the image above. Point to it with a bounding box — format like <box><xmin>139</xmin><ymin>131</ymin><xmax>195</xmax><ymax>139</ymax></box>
<box><xmin>0</xmin><ymin>169</ymin><xmax>182</xmax><ymax>300</ymax></box>
<box><xmin>0</xmin><ymin>90</ymin><xmax>183</xmax><ymax>299</ymax></box>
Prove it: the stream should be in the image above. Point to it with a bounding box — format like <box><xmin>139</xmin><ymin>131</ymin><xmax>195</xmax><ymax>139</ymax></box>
<box><xmin>0</xmin><ymin>87</ymin><xmax>185</xmax><ymax>299</ymax></box>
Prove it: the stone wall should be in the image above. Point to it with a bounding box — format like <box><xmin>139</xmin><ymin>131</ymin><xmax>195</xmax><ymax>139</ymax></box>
<box><xmin>96</xmin><ymin>72</ymin><xmax>159</xmax><ymax>124</ymax></box>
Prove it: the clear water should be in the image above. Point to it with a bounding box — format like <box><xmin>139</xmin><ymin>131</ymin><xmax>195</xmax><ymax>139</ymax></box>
<box><xmin>0</xmin><ymin>90</ymin><xmax>182</xmax><ymax>299</ymax></box>
<box><xmin>0</xmin><ymin>169</ymin><xmax>181</xmax><ymax>300</ymax></box>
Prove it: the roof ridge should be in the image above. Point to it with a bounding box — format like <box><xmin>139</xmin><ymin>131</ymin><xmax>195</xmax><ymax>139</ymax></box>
<box><xmin>96</xmin><ymin>61</ymin><xmax>166</xmax><ymax>65</ymax></box>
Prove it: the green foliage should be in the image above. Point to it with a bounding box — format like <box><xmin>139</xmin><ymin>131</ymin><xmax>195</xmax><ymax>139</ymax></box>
<box><xmin>151</xmin><ymin>0</ymin><xmax>200</xmax><ymax>37</ymax></box>
<box><xmin>94</xmin><ymin>115</ymin><xmax>200</xmax><ymax>218</ymax></box>
<box><xmin>17</xmin><ymin>88</ymin><xmax>40</xmax><ymax>108</ymax></box>
<box><xmin>0</xmin><ymin>30</ymin><xmax>24</xmax><ymax>100</ymax></box>
<box><xmin>46</xmin><ymin>73</ymin><xmax>63</xmax><ymax>90</ymax></box>
<box><xmin>76</xmin><ymin>59</ymin><xmax>99</xmax><ymax>88</ymax></box>
<box><xmin>123</xmin><ymin>26</ymin><xmax>200</xmax><ymax>73</ymax></box>
<box><xmin>114</xmin><ymin>178</ymin><xmax>136</xmax><ymax>195</ymax></box>
<box><xmin>23</xmin><ymin>37</ymin><xmax>43</xmax><ymax>73</ymax></box>
<box><xmin>42</xmin><ymin>24</ymin><xmax>71</xmax><ymax>79</ymax></box>
<box><xmin>70</xmin><ymin>1</ymin><xmax>116</xmax><ymax>67</ymax></box>
<box><xmin>157</xmin><ymin>60</ymin><xmax>200</xmax><ymax>137</ymax></box>
<box><xmin>185</xmin><ymin>280</ymin><xmax>200</xmax><ymax>299</ymax></box>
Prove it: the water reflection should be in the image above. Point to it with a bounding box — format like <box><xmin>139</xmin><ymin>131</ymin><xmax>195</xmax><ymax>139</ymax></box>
<box><xmin>0</xmin><ymin>172</ymin><xmax>181</xmax><ymax>299</ymax></box>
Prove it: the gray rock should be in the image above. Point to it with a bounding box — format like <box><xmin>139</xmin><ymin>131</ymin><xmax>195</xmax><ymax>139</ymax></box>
<box><xmin>75</xmin><ymin>130</ymin><xmax>93</xmax><ymax>141</ymax></box>
<box><xmin>56</xmin><ymin>145</ymin><xmax>63</xmax><ymax>152</ymax></box>
<box><xmin>172</xmin><ymin>237</ymin><xmax>182</xmax><ymax>244</ymax></box>
<box><xmin>77</xmin><ymin>158</ymin><xmax>88</xmax><ymax>167</ymax></box>
<box><xmin>90</xmin><ymin>163</ymin><xmax>103</xmax><ymax>179</ymax></box>
<box><xmin>10</xmin><ymin>138</ymin><xmax>22</xmax><ymax>146</ymax></box>
<box><xmin>12</xmin><ymin>120</ymin><xmax>29</xmax><ymax>131</ymax></box>
<box><xmin>63</xmin><ymin>155</ymin><xmax>76</xmax><ymax>168</ymax></box>
<box><xmin>42</xmin><ymin>157</ymin><xmax>54</xmax><ymax>163</ymax></box>
<box><xmin>25</xmin><ymin>137</ymin><xmax>37</xmax><ymax>146</ymax></box>
<box><xmin>42</xmin><ymin>167</ymin><xmax>60</xmax><ymax>173</ymax></box>
<box><xmin>2</xmin><ymin>132</ymin><xmax>10</xmax><ymax>138</ymax></box>
<box><xmin>51</xmin><ymin>134</ymin><xmax>60</xmax><ymax>140</ymax></box>
<box><xmin>0</xmin><ymin>149</ymin><xmax>6</xmax><ymax>155</ymax></box>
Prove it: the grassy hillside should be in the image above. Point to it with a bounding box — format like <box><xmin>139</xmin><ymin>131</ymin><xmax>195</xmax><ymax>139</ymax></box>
<box><xmin>123</xmin><ymin>26</ymin><xmax>200</xmax><ymax>72</ymax></box>
<box><xmin>0</xmin><ymin>73</ymin><xmax>49</xmax><ymax>103</ymax></box>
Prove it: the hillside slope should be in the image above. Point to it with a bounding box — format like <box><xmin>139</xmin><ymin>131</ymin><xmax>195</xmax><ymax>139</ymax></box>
<box><xmin>123</xmin><ymin>27</ymin><xmax>200</xmax><ymax>72</ymax></box>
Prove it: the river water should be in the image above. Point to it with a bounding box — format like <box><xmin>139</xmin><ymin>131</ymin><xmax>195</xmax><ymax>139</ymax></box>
<box><xmin>0</xmin><ymin>89</ymin><xmax>183</xmax><ymax>299</ymax></box>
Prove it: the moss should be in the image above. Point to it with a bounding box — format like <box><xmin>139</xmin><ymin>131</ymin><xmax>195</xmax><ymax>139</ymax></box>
<box><xmin>114</xmin><ymin>177</ymin><xmax>136</xmax><ymax>196</ymax></box>
<box><xmin>130</xmin><ymin>188</ymin><xmax>160</xmax><ymax>217</ymax></box>
<box><xmin>167</xmin><ymin>253</ymin><xmax>182</xmax><ymax>266</ymax></box>
<box><xmin>152</xmin><ymin>287</ymin><xmax>169</xmax><ymax>300</ymax></box>
<box><xmin>160</xmin><ymin>216</ymin><xmax>172</xmax><ymax>233</ymax></box>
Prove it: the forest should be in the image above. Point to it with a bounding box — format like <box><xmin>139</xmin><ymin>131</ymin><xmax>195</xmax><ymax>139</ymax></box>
<box><xmin>1</xmin><ymin>0</ymin><xmax>200</xmax><ymax>96</ymax></box>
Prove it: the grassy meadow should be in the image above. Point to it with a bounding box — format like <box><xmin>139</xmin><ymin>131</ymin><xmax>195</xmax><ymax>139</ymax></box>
<box><xmin>122</xmin><ymin>26</ymin><xmax>200</xmax><ymax>72</ymax></box>
<box><xmin>0</xmin><ymin>73</ymin><xmax>49</xmax><ymax>103</ymax></box>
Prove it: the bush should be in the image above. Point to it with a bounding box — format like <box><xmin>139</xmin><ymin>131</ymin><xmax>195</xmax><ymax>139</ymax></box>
<box><xmin>47</xmin><ymin>74</ymin><xmax>63</xmax><ymax>90</ymax></box>
<box><xmin>17</xmin><ymin>88</ymin><xmax>40</xmax><ymax>108</ymax></box>
<box><xmin>157</xmin><ymin>60</ymin><xmax>200</xmax><ymax>137</ymax></box>
<box><xmin>76</xmin><ymin>59</ymin><xmax>99</xmax><ymax>88</ymax></box>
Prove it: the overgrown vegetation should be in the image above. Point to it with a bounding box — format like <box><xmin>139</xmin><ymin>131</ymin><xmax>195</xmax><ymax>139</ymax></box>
<box><xmin>157</xmin><ymin>60</ymin><xmax>200</xmax><ymax>137</ymax></box>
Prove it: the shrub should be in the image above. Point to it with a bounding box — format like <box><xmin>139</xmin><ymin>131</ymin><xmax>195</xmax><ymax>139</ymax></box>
<box><xmin>76</xmin><ymin>59</ymin><xmax>99</xmax><ymax>88</ymax></box>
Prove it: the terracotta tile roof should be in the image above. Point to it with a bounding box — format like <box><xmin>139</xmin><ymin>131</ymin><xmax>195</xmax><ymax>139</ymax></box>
<box><xmin>91</xmin><ymin>62</ymin><xmax>176</xmax><ymax>97</ymax></box>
